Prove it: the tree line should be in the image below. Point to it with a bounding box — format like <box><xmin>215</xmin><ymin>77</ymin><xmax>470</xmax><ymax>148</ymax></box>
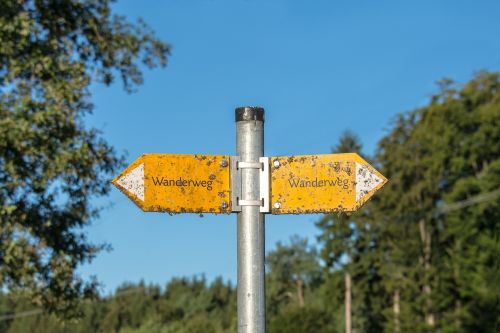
<box><xmin>1</xmin><ymin>71</ymin><xmax>498</xmax><ymax>333</ymax></box>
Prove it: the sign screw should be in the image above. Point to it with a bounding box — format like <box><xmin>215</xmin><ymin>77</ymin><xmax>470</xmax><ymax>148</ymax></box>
<box><xmin>274</xmin><ymin>202</ymin><xmax>281</xmax><ymax>209</ymax></box>
<box><xmin>221</xmin><ymin>201</ymin><xmax>228</xmax><ymax>210</ymax></box>
<box><xmin>273</xmin><ymin>160</ymin><xmax>280</xmax><ymax>168</ymax></box>
<box><xmin>220</xmin><ymin>159</ymin><xmax>228</xmax><ymax>167</ymax></box>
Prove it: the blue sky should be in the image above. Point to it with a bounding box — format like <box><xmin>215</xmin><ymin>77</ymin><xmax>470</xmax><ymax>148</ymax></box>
<box><xmin>80</xmin><ymin>0</ymin><xmax>500</xmax><ymax>293</ymax></box>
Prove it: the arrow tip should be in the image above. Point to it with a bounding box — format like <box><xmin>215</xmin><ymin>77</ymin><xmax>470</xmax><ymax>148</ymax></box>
<box><xmin>113</xmin><ymin>163</ymin><xmax>145</xmax><ymax>202</ymax></box>
<box><xmin>355</xmin><ymin>162</ymin><xmax>384</xmax><ymax>202</ymax></box>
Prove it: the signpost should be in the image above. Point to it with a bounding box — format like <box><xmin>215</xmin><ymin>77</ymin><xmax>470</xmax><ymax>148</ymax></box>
<box><xmin>112</xmin><ymin>107</ymin><xmax>387</xmax><ymax>333</ymax></box>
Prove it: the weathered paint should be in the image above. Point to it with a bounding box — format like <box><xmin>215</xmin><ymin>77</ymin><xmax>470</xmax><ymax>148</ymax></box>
<box><xmin>112</xmin><ymin>154</ymin><xmax>231</xmax><ymax>213</ymax></box>
<box><xmin>270</xmin><ymin>153</ymin><xmax>387</xmax><ymax>214</ymax></box>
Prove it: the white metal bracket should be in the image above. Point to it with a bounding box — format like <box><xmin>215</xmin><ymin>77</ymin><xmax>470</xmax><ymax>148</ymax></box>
<box><xmin>231</xmin><ymin>156</ymin><xmax>270</xmax><ymax>213</ymax></box>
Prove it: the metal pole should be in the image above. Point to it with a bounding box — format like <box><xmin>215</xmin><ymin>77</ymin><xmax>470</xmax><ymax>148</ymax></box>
<box><xmin>236</xmin><ymin>106</ymin><xmax>266</xmax><ymax>333</ymax></box>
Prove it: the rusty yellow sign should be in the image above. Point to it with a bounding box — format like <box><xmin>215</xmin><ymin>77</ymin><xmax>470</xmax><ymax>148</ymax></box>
<box><xmin>270</xmin><ymin>153</ymin><xmax>387</xmax><ymax>214</ymax></box>
<box><xmin>112</xmin><ymin>154</ymin><xmax>231</xmax><ymax>213</ymax></box>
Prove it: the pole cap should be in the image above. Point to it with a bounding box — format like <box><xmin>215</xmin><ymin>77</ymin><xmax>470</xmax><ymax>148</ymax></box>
<box><xmin>235</xmin><ymin>106</ymin><xmax>265</xmax><ymax>122</ymax></box>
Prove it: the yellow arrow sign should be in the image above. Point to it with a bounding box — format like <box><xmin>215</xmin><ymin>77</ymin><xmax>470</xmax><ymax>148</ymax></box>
<box><xmin>270</xmin><ymin>153</ymin><xmax>387</xmax><ymax>214</ymax></box>
<box><xmin>112</xmin><ymin>154</ymin><xmax>231</xmax><ymax>213</ymax></box>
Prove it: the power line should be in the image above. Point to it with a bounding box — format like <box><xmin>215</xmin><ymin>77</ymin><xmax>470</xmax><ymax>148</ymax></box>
<box><xmin>0</xmin><ymin>309</ymin><xmax>43</xmax><ymax>321</ymax></box>
<box><xmin>439</xmin><ymin>188</ymin><xmax>500</xmax><ymax>213</ymax></box>
<box><xmin>0</xmin><ymin>288</ymin><xmax>144</xmax><ymax>322</ymax></box>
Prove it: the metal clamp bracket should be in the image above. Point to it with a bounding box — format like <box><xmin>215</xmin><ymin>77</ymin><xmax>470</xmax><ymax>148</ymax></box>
<box><xmin>231</xmin><ymin>156</ymin><xmax>270</xmax><ymax>213</ymax></box>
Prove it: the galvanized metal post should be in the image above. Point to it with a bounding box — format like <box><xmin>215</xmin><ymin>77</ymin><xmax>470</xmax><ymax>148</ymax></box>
<box><xmin>236</xmin><ymin>107</ymin><xmax>266</xmax><ymax>333</ymax></box>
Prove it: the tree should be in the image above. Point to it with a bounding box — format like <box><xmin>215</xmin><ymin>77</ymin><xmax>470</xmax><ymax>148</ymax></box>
<box><xmin>316</xmin><ymin>130</ymin><xmax>385</xmax><ymax>333</ymax></box>
<box><xmin>266</xmin><ymin>236</ymin><xmax>322</xmax><ymax>313</ymax></box>
<box><xmin>314</xmin><ymin>72</ymin><xmax>500</xmax><ymax>333</ymax></box>
<box><xmin>0</xmin><ymin>0</ymin><xmax>170</xmax><ymax>316</ymax></box>
<box><xmin>373</xmin><ymin>71</ymin><xmax>500</xmax><ymax>333</ymax></box>
<box><xmin>320</xmin><ymin>130</ymin><xmax>361</xmax><ymax>333</ymax></box>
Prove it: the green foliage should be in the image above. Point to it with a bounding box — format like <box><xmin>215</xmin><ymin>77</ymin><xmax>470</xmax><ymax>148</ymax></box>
<box><xmin>266</xmin><ymin>236</ymin><xmax>322</xmax><ymax>313</ymax></box>
<box><xmin>0</xmin><ymin>0</ymin><xmax>169</xmax><ymax>316</ymax></box>
<box><xmin>0</xmin><ymin>277</ymin><xmax>236</xmax><ymax>333</ymax></box>
<box><xmin>268</xmin><ymin>305</ymin><xmax>333</xmax><ymax>333</ymax></box>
